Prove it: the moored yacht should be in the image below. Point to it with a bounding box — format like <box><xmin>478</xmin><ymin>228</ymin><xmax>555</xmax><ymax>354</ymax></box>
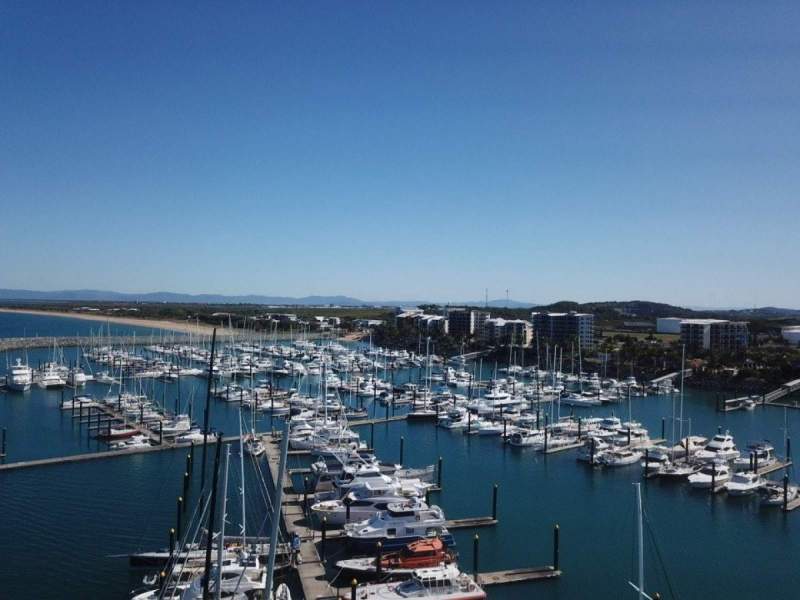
<box><xmin>344</xmin><ymin>502</ymin><xmax>454</xmax><ymax>552</ymax></box>
<box><xmin>695</xmin><ymin>432</ymin><xmax>739</xmax><ymax>463</ymax></box>
<box><xmin>7</xmin><ymin>358</ymin><xmax>33</xmax><ymax>391</ymax></box>
<box><xmin>349</xmin><ymin>564</ymin><xmax>485</xmax><ymax>599</ymax></box>
<box><xmin>688</xmin><ymin>462</ymin><xmax>731</xmax><ymax>488</ymax></box>
<box><xmin>725</xmin><ymin>471</ymin><xmax>765</xmax><ymax>496</ymax></box>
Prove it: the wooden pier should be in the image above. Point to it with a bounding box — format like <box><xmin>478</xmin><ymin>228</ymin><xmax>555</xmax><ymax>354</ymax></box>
<box><xmin>263</xmin><ymin>434</ymin><xmax>334</xmax><ymax>600</ymax></box>
<box><xmin>478</xmin><ymin>566</ymin><xmax>561</xmax><ymax>586</ymax></box>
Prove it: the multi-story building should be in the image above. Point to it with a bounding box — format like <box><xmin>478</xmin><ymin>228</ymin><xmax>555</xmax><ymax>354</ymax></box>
<box><xmin>480</xmin><ymin>318</ymin><xmax>532</xmax><ymax>346</ymax></box>
<box><xmin>531</xmin><ymin>311</ymin><xmax>595</xmax><ymax>350</ymax></box>
<box><xmin>447</xmin><ymin>308</ymin><xmax>490</xmax><ymax>339</ymax></box>
<box><xmin>396</xmin><ymin>310</ymin><xmax>448</xmax><ymax>335</ymax></box>
<box><xmin>680</xmin><ymin>319</ymin><xmax>749</xmax><ymax>352</ymax></box>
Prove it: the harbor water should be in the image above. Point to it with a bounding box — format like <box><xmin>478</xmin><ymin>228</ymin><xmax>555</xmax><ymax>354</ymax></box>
<box><xmin>1</xmin><ymin>312</ymin><xmax>800</xmax><ymax>599</ymax></box>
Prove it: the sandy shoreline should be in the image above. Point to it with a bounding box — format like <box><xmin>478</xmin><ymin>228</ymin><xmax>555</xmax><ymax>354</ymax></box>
<box><xmin>0</xmin><ymin>308</ymin><xmax>230</xmax><ymax>336</ymax></box>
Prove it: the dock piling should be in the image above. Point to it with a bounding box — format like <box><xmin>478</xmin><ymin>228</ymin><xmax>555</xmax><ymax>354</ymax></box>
<box><xmin>553</xmin><ymin>524</ymin><xmax>560</xmax><ymax>572</ymax></box>
<box><xmin>661</xmin><ymin>418</ymin><xmax>665</xmax><ymax>440</ymax></box>
<box><xmin>437</xmin><ymin>456</ymin><xmax>443</xmax><ymax>489</ymax></box>
<box><xmin>711</xmin><ymin>462</ymin><xmax>716</xmax><ymax>493</ymax></box>
<box><xmin>399</xmin><ymin>436</ymin><xmax>404</xmax><ymax>465</ymax></box>
<box><xmin>176</xmin><ymin>496</ymin><xmax>183</xmax><ymax>542</ymax></box>
<box><xmin>492</xmin><ymin>484</ymin><xmax>499</xmax><ymax>521</ymax></box>
<box><xmin>784</xmin><ymin>473</ymin><xmax>789</xmax><ymax>511</ymax></box>
<box><xmin>169</xmin><ymin>528</ymin><xmax>175</xmax><ymax>558</ymax></box>
<box><xmin>375</xmin><ymin>542</ymin><xmax>382</xmax><ymax>577</ymax></box>
<box><xmin>370</xmin><ymin>423</ymin><xmax>375</xmax><ymax>449</ymax></box>
<box><xmin>473</xmin><ymin>534</ymin><xmax>479</xmax><ymax>581</ymax></box>
<box><xmin>1</xmin><ymin>428</ymin><xmax>6</xmax><ymax>458</ymax></box>
<box><xmin>321</xmin><ymin>516</ymin><xmax>327</xmax><ymax>563</ymax></box>
<box><xmin>350</xmin><ymin>578</ymin><xmax>358</xmax><ymax>600</ymax></box>
<box><xmin>183</xmin><ymin>472</ymin><xmax>190</xmax><ymax>509</ymax></box>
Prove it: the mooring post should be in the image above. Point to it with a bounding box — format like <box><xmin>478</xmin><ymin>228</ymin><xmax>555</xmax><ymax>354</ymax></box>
<box><xmin>303</xmin><ymin>477</ymin><xmax>309</xmax><ymax>512</ymax></box>
<box><xmin>186</xmin><ymin>453</ymin><xmax>192</xmax><ymax>480</ymax></box>
<box><xmin>473</xmin><ymin>534</ymin><xmax>479</xmax><ymax>581</ymax></box>
<box><xmin>345</xmin><ymin>496</ymin><xmax>352</xmax><ymax>524</ymax></box>
<box><xmin>350</xmin><ymin>578</ymin><xmax>358</xmax><ymax>600</ymax></box>
<box><xmin>577</xmin><ymin>418</ymin><xmax>582</xmax><ymax>439</ymax></box>
<box><xmin>784</xmin><ymin>473</ymin><xmax>790</xmax><ymax>510</ymax></box>
<box><xmin>492</xmin><ymin>484</ymin><xmax>498</xmax><ymax>521</ymax></box>
<box><xmin>159</xmin><ymin>421</ymin><xmax>163</xmax><ymax>445</ymax></box>
<box><xmin>590</xmin><ymin>437</ymin><xmax>596</xmax><ymax>465</ymax></box>
<box><xmin>375</xmin><ymin>541</ymin><xmax>383</xmax><ymax>576</ymax></box>
<box><xmin>627</xmin><ymin>427</ymin><xmax>631</xmax><ymax>446</ymax></box>
<box><xmin>468</xmin><ymin>411</ymin><xmax>472</xmax><ymax>434</ymax></box>
<box><xmin>370</xmin><ymin>422</ymin><xmax>375</xmax><ymax>449</ymax></box>
<box><xmin>755</xmin><ymin>451</ymin><xmax>759</xmax><ymax>473</ymax></box>
<box><xmin>787</xmin><ymin>437</ymin><xmax>792</xmax><ymax>462</ymax></box>
<box><xmin>661</xmin><ymin>418</ymin><xmax>665</xmax><ymax>440</ymax></box>
<box><xmin>553</xmin><ymin>524</ymin><xmax>560</xmax><ymax>571</ymax></box>
<box><xmin>711</xmin><ymin>462</ymin><xmax>716</xmax><ymax>493</ymax></box>
<box><xmin>437</xmin><ymin>456</ymin><xmax>443</xmax><ymax>489</ymax></box>
<box><xmin>183</xmin><ymin>472</ymin><xmax>190</xmax><ymax>509</ymax></box>
<box><xmin>169</xmin><ymin>528</ymin><xmax>175</xmax><ymax>558</ymax></box>
<box><xmin>399</xmin><ymin>436</ymin><xmax>404</xmax><ymax>465</ymax></box>
<box><xmin>176</xmin><ymin>496</ymin><xmax>183</xmax><ymax>542</ymax></box>
<box><xmin>321</xmin><ymin>516</ymin><xmax>327</xmax><ymax>562</ymax></box>
<box><xmin>503</xmin><ymin>419</ymin><xmax>507</xmax><ymax>439</ymax></box>
<box><xmin>644</xmin><ymin>449</ymin><xmax>649</xmax><ymax>480</ymax></box>
<box><xmin>544</xmin><ymin>425</ymin><xmax>549</xmax><ymax>453</ymax></box>
<box><xmin>1</xmin><ymin>428</ymin><xmax>6</xmax><ymax>458</ymax></box>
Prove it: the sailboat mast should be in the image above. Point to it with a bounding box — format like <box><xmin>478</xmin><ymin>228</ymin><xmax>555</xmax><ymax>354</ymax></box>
<box><xmin>635</xmin><ymin>482</ymin><xmax>644</xmax><ymax>600</ymax></box>
<box><xmin>239</xmin><ymin>408</ymin><xmax>247</xmax><ymax>548</ymax></box>
<box><xmin>215</xmin><ymin>445</ymin><xmax>231</xmax><ymax>600</ymax></box>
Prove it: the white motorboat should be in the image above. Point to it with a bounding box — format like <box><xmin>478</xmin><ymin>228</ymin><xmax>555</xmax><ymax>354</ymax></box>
<box><xmin>245</xmin><ymin>436</ymin><xmax>266</xmax><ymax>457</ymax></box>
<box><xmin>732</xmin><ymin>442</ymin><xmax>777</xmax><ymax>472</ymax></box>
<box><xmin>344</xmin><ymin>502</ymin><xmax>454</xmax><ymax>552</ymax></box>
<box><xmin>349</xmin><ymin>564</ymin><xmax>486</xmax><ymax>599</ymax></box>
<box><xmin>312</xmin><ymin>494</ymin><xmax>420</xmax><ymax>527</ymax></box>
<box><xmin>688</xmin><ymin>462</ymin><xmax>731</xmax><ymax>488</ymax></box>
<box><xmin>7</xmin><ymin>358</ymin><xmax>33</xmax><ymax>391</ymax></box>
<box><xmin>576</xmin><ymin>437</ymin><xmax>609</xmax><ymax>463</ymax></box>
<box><xmin>601</xmin><ymin>448</ymin><xmax>642</xmax><ymax>467</ymax></box>
<box><xmin>67</xmin><ymin>368</ymin><xmax>88</xmax><ymax>387</ymax></box>
<box><xmin>160</xmin><ymin>414</ymin><xmax>192</xmax><ymax>436</ymax></box>
<box><xmin>725</xmin><ymin>471</ymin><xmax>765</xmax><ymax>496</ymax></box>
<box><xmin>760</xmin><ymin>481</ymin><xmax>800</xmax><ymax>507</ymax></box>
<box><xmin>695</xmin><ymin>432</ymin><xmax>740</xmax><ymax>462</ymax></box>
<box><xmin>508</xmin><ymin>429</ymin><xmax>544</xmax><ymax>448</ymax></box>
<box><xmin>37</xmin><ymin>365</ymin><xmax>66</xmax><ymax>389</ymax></box>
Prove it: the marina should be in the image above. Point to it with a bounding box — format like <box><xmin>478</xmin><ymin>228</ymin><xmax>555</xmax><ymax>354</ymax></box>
<box><xmin>2</xmin><ymin>311</ymin><xmax>800</xmax><ymax>599</ymax></box>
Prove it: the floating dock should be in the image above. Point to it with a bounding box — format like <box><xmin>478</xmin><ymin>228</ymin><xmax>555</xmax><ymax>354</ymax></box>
<box><xmin>478</xmin><ymin>566</ymin><xmax>561</xmax><ymax>586</ymax></box>
<box><xmin>263</xmin><ymin>434</ymin><xmax>334</xmax><ymax>600</ymax></box>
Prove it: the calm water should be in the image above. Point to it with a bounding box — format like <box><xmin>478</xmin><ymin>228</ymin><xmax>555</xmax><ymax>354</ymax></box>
<box><xmin>0</xmin><ymin>310</ymin><xmax>168</xmax><ymax>338</ymax></box>
<box><xmin>1</xmin><ymin>312</ymin><xmax>800</xmax><ymax>599</ymax></box>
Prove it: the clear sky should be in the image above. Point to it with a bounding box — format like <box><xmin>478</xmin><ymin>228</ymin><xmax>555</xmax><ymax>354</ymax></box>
<box><xmin>2</xmin><ymin>2</ymin><xmax>798</xmax><ymax>307</ymax></box>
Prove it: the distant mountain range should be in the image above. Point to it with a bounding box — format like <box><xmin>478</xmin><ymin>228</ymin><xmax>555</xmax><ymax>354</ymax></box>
<box><xmin>0</xmin><ymin>288</ymin><xmax>537</xmax><ymax>308</ymax></box>
<box><xmin>1</xmin><ymin>289</ymin><xmax>798</xmax><ymax>317</ymax></box>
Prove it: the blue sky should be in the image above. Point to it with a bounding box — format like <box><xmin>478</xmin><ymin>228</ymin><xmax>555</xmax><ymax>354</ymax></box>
<box><xmin>1</xmin><ymin>2</ymin><xmax>798</xmax><ymax>307</ymax></box>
